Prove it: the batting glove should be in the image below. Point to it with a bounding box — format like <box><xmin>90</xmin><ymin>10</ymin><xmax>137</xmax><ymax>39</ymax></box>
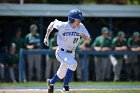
<box><xmin>44</xmin><ymin>37</ymin><xmax>49</xmax><ymax>46</ymax></box>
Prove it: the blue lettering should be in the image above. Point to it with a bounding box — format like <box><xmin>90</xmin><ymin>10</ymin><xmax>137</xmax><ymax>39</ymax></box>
<box><xmin>62</xmin><ymin>32</ymin><xmax>80</xmax><ymax>36</ymax></box>
<box><xmin>62</xmin><ymin>33</ymin><xmax>65</xmax><ymax>36</ymax></box>
<box><xmin>72</xmin><ymin>32</ymin><xmax>75</xmax><ymax>36</ymax></box>
<box><xmin>66</xmin><ymin>32</ymin><xmax>69</xmax><ymax>36</ymax></box>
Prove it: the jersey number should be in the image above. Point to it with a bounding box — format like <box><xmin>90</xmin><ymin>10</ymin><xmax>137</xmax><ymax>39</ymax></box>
<box><xmin>73</xmin><ymin>38</ymin><xmax>78</xmax><ymax>43</ymax></box>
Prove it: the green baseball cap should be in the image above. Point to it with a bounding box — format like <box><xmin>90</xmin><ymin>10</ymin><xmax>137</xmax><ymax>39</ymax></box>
<box><xmin>30</xmin><ymin>24</ymin><xmax>38</xmax><ymax>31</ymax></box>
<box><xmin>117</xmin><ymin>31</ymin><xmax>125</xmax><ymax>36</ymax></box>
<box><xmin>101</xmin><ymin>27</ymin><xmax>109</xmax><ymax>33</ymax></box>
<box><xmin>133</xmin><ymin>32</ymin><xmax>139</xmax><ymax>36</ymax></box>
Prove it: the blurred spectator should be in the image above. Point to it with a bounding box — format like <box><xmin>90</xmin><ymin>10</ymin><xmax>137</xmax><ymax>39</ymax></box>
<box><xmin>76</xmin><ymin>38</ymin><xmax>91</xmax><ymax>81</ymax></box>
<box><xmin>0</xmin><ymin>28</ymin><xmax>5</xmax><ymax>81</ymax></box>
<box><xmin>0</xmin><ymin>62</ymin><xmax>4</xmax><ymax>81</ymax></box>
<box><xmin>45</xmin><ymin>32</ymin><xmax>59</xmax><ymax>79</ymax></box>
<box><xmin>5</xmin><ymin>43</ymin><xmax>18</xmax><ymax>83</ymax></box>
<box><xmin>125</xmin><ymin>32</ymin><xmax>140</xmax><ymax>81</ymax></box>
<box><xmin>12</xmin><ymin>27</ymin><xmax>24</xmax><ymax>54</ymax></box>
<box><xmin>92</xmin><ymin>27</ymin><xmax>112</xmax><ymax>81</ymax></box>
<box><xmin>107</xmin><ymin>30</ymin><xmax>113</xmax><ymax>81</ymax></box>
<box><xmin>0</xmin><ymin>29</ymin><xmax>3</xmax><ymax>52</ymax></box>
<box><xmin>0</xmin><ymin>28</ymin><xmax>5</xmax><ymax>52</ymax></box>
<box><xmin>24</xmin><ymin>24</ymin><xmax>41</xmax><ymax>81</ymax></box>
<box><xmin>110</xmin><ymin>31</ymin><xmax>127</xmax><ymax>82</ymax></box>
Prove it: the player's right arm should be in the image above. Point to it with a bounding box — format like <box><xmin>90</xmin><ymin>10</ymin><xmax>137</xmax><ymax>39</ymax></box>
<box><xmin>44</xmin><ymin>21</ymin><xmax>55</xmax><ymax>46</ymax></box>
<box><xmin>44</xmin><ymin>19</ymin><xmax>62</xmax><ymax>46</ymax></box>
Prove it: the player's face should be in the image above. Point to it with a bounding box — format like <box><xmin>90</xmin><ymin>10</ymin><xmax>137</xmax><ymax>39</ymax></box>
<box><xmin>31</xmin><ymin>30</ymin><xmax>37</xmax><ymax>35</ymax></box>
<box><xmin>119</xmin><ymin>35</ymin><xmax>125</xmax><ymax>41</ymax></box>
<box><xmin>16</xmin><ymin>31</ymin><xmax>21</xmax><ymax>36</ymax></box>
<box><xmin>102</xmin><ymin>32</ymin><xmax>108</xmax><ymax>38</ymax></box>
<box><xmin>72</xmin><ymin>19</ymin><xmax>81</xmax><ymax>28</ymax></box>
<box><xmin>10</xmin><ymin>47</ymin><xmax>16</xmax><ymax>54</ymax></box>
<box><xmin>134</xmin><ymin>36</ymin><xmax>140</xmax><ymax>41</ymax></box>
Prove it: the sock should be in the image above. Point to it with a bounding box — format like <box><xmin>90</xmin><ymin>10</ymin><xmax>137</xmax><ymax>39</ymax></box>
<box><xmin>64</xmin><ymin>69</ymin><xmax>73</xmax><ymax>86</ymax></box>
<box><xmin>50</xmin><ymin>74</ymin><xmax>60</xmax><ymax>84</ymax></box>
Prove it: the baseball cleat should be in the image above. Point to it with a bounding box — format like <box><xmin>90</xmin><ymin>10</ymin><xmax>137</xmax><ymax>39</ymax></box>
<box><xmin>61</xmin><ymin>85</ymin><xmax>70</xmax><ymax>93</ymax></box>
<box><xmin>47</xmin><ymin>79</ymin><xmax>54</xmax><ymax>93</ymax></box>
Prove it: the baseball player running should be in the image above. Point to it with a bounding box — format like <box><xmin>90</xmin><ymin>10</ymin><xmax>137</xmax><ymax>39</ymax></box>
<box><xmin>44</xmin><ymin>9</ymin><xmax>90</xmax><ymax>93</ymax></box>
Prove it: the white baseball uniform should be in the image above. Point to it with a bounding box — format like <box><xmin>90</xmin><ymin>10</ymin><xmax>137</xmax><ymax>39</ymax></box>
<box><xmin>52</xmin><ymin>19</ymin><xmax>90</xmax><ymax>79</ymax></box>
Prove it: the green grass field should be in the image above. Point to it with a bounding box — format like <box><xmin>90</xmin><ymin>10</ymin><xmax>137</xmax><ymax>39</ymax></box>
<box><xmin>0</xmin><ymin>81</ymin><xmax>140</xmax><ymax>87</ymax></box>
<box><xmin>54</xmin><ymin>90</ymin><xmax>140</xmax><ymax>93</ymax></box>
<box><xmin>0</xmin><ymin>82</ymin><xmax>140</xmax><ymax>93</ymax></box>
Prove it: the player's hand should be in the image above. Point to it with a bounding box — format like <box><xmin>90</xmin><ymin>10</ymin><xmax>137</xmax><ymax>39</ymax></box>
<box><xmin>44</xmin><ymin>37</ymin><xmax>49</xmax><ymax>46</ymax></box>
<box><xmin>79</xmin><ymin>33</ymin><xmax>87</xmax><ymax>39</ymax></box>
<box><xmin>27</xmin><ymin>45</ymin><xmax>34</xmax><ymax>49</ymax></box>
<box><xmin>79</xmin><ymin>33</ymin><xmax>90</xmax><ymax>44</ymax></box>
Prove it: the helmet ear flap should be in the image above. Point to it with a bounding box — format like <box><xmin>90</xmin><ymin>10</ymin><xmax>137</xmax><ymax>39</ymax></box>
<box><xmin>68</xmin><ymin>17</ymin><xmax>74</xmax><ymax>23</ymax></box>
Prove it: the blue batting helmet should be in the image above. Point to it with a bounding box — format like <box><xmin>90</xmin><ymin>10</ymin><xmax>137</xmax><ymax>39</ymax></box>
<box><xmin>68</xmin><ymin>9</ymin><xmax>84</xmax><ymax>23</ymax></box>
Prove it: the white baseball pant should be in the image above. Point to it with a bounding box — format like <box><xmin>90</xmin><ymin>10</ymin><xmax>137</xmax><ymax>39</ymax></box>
<box><xmin>55</xmin><ymin>47</ymin><xmax>77</xmax><ymax>79</ymax></box>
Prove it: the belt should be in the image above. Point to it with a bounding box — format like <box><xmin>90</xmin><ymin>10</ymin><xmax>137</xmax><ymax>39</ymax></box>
<box><xmin>61</xmin><ymin>48</ymin><xmax>72</xmax><ymax>53</ymax></box>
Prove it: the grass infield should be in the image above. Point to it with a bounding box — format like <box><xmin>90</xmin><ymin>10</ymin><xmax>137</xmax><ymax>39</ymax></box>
<box><xmin>0</xmin><ymin>81</ymin><xmax>140</xmax><ymax>87</ymax></box>
<box><xmin>0</xmin><ymin>81</ymin><xmax>140</xmax><ymax>93</ymax></box>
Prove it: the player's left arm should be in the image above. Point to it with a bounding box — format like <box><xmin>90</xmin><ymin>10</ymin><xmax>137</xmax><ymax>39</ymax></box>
<box><xmin>79</xmin><ymin>24</ymin><xmax>91</xmax><ymax>44</ymax></box>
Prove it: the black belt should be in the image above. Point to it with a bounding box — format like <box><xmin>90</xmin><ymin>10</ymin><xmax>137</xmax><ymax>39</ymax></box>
<box><xmin>61</xmin><ymin>48</ymin><xmax>72</xmax><ymax>53</ymax></box>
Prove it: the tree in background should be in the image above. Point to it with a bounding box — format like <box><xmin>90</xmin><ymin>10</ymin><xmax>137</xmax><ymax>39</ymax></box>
<box><xmin>127</xmin><ymin>0</ymin><xmax>140</xmax><ymax>5</ymax></box>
